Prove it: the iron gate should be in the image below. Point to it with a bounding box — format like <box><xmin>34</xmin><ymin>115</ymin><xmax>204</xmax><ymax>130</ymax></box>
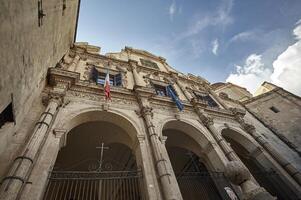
<box><xmin>43</xmin><ymin>170</ymin><xmax>144</xmax><ymax>200</ymax></box>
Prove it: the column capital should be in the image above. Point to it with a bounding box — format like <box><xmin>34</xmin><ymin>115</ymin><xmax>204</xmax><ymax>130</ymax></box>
<box><xmin>204</xmin><ymin>117</ymin><xmax>214</xmax><ymax>127</ymax></box>
<box><xmin>53</xmin><ymin>128</ymin><xmax>67</xmax><ymax>138</ymax></box>
<box><xmin>160</xmin><ymin>136</ymin><xmax>168</xmax><ymax>145</ymax></box>
<box><xmin>42</xmin><ymin>91</ymin><xmax>65</xmax><ymax>107</ymax></box>
<box><xmin>141</xmin><ymin>106</ymin><xmax>153</xmax><ymax>118</ymax></box>
<box><xmin>53</xmin><ymin>129</ymin><xmax>67</xmax><ymax>148</ymax></box>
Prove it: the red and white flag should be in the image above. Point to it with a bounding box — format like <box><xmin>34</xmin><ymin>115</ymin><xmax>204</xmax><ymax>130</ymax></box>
<box><xmin>104</xmin><ymin>70</ymin><xmax>111</xmax><ymax>100</ymax></box>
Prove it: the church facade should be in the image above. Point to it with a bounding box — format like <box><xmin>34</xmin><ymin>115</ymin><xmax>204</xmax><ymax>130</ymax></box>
<box><xmin>1</xmin><ymin>41</ymin><xmax>301</xmax><ymax>200</ymax></box>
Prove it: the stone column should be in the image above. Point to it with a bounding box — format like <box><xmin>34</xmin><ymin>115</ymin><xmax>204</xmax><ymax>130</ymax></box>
<box><xmin>21</xmin><ymin>129</ymin><xmax>67</xmax><ymax>200</ymax></box>
<box><xmin>159</xmin><ymin>136</ymin><xmax>180</xmax><ymax>189</ymax></box>
<box><xmin>135</xmin><ymin>135</ymin><xmax>162</xmax><ymax>200</ymax></box>
<box><xmin>0</xmin><ymin>93</ymin><xmax>63</xmax><ymax>200</ymax></box>
<box><xmin>67</xmin><ymin>55</ymin><xmax>80</xmax><ymax>71</ymax></box>
<box><xmin>195</xmin><ymin>110</ymin><xmax>274</xmax><ymax>200</ymax></box>
<box><xmin>232</xmin><ymin>111</ymin><xmax>301</xmax><ymax>185</ymax></box>
<box><xmin>140</xmin><ymin>105</ymin><xmax>182</xmax><ymax>200</ymax></box>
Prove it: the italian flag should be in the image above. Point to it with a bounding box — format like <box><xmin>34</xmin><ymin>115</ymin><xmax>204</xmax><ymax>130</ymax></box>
<box><xmin>104</xmin><ymin>70</ymin><xmax>111</xmax><ymax>100</ymax></box>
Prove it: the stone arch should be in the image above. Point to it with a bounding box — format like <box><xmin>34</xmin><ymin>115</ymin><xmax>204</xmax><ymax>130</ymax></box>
<box><xmin>40</xmin><ymin>106</ymin><xmax>157</xmax><ymax>199</ymax></box>
<box><xmin>161</xmin><ymin>119</ymin><xmax>237</xmax><ymax>200</ymax></box>
<box><xmin>220</xmin><ymin>126</ymin><xmax>300</xmax><ymax>199</ymax></box>
<box><xmin>160</xmin><ymin>118</ymin><xmax>227</xmax><ymax>170</ymax></box>
<box><xmin>219</xmin><ymin>125</ymin><xmax>260</xmax><ymax>154</ymax></box>
<box><xmin>56</xmin><ymin>106</ymin><xmax>143</xmax><ymax>147</ymax></box>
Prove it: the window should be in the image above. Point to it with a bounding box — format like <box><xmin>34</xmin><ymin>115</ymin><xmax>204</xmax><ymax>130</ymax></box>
<box><xmin>90</xmin><ymin>67</ymin><xmax>122</xmax><ymax>87</ymax></box>
<box><xmin>154</xmin><ymin>84</ymin><xmax>178</xmax><ymax>97</ymax></box>
<box><xmin>270</xmin><ymin>106</ymin><xmax>279</xmax><ymax>113</ymax></box>
<box><xmin>140</xmin><ymin>59</ymin><xmax>159</xmax><ymax>69</ymax></box>
<box><xmin>0</xmin><ymin>102</ymin><xmax>14</xmax><ymax>128</ymax></box>
<box><xmin>154</xmin><ymin>84</ymin><xmax>168</xmax><ymax>96</ymax></box>
<box><xmin>194</xmin><ymin>92</ymin><xmax>219</xmax><ymax>107</ymax></box>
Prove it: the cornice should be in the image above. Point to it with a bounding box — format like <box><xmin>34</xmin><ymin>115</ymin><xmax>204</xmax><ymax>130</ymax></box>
<box><xmin>70</xmin><ymin>48</ymin><xmax>130</xmax><ymax>67</ymax></box>
<box><xmin>124</xmin><ymin>46</ymin><xmax>166</xmax><ymax>64</ymax></box>
<box><xmin>242</xmin><ymin>88</ymin><xmax>281</xmax><ymax>105</ymax></box>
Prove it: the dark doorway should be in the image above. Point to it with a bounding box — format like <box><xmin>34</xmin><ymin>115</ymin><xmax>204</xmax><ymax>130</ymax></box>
<box><xmin>163</xmin><ymin>127</ymin><xmax>238</xmax><ymax>200</ymax></box>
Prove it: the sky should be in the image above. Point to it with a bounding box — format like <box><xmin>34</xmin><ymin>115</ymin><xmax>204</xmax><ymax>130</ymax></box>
<box><xmin>76</xmin><ymin>0</ymin><xmax>301</xmax><ymax>96</ymax></box>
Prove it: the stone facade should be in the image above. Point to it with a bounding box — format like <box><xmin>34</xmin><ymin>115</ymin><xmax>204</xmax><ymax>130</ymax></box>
<box><xmin>1</xmin><ymin>42</ymin><xmax>301</xmax><ymax>199</ymax></box>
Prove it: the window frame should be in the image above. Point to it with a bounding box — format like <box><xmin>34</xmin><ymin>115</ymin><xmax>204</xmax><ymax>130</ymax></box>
<box><xmin>193</xmin><ymin>91</ymin><xmax>219</xmax><ymax>108</ymax></box>
<box><xmin>90</xmin><ymin>66</ymin><xmax>123</xmax><ymax>87</ymax></box>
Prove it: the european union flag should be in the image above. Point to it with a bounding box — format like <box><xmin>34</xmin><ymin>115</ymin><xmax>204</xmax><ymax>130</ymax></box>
<box><xmin>166</xmin><ymin>85</ymin><xmax>184</xmax><ymax>111</ymax></box>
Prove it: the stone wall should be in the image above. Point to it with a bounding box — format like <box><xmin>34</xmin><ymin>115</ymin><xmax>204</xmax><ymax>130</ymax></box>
<box><xmin>244</xmin><ymin>89</ymin><xmax>301</xmax><ymax>155</ymax></box>
<box><xmin>0</xmin><ymin>0</ymin><xmax>80</xmax><ymax>177</ymax></box>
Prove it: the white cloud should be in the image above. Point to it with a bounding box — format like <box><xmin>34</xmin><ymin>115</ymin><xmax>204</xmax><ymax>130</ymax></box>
<box><xmin>226</xmin><ymin>54</ymin><xmax>272</xmax><ymax>93</ymax></box>
<box><xmin>212</xmin><ymin>39</ymin><xmax>219</xmax><ymax>55</ymax></box>
<box><xmin>229</xmin><ymin>31</ymin><xmax>255</xmax><ymax>43</ymax></box>
<box><xmin>226</xmin><ymin>19</ymin><xmax>301</xmax><ymax>96</ymax></box>
<box><xmin>270</xmin><ymin>20</ymin><xmax>301</xmax><ymax>96</ymax></box>
<box><xmin>180</xmin><ymin>0</ymin><xmax>234</xmax><ymax>39</ymax></box>
<box><xmin>169</xmin><ymin>1</ymin><xmax>176</xmax><ymax>21</ymax></box>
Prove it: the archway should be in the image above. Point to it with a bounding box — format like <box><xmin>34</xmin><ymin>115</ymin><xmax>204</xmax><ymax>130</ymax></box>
<box><xmin>162</xmin><ymin>120</ymin><xmax>238</xmax><ymax>200</ymax></box>
<box><xmin>222</xmin><ymin>128</ymin><xmax>299</xmax><ymax>200</ymax></box>
<box><xmin>43</xmin><ymin>111</ymin><xmax>145</xmax><ymax>200</ymax></box>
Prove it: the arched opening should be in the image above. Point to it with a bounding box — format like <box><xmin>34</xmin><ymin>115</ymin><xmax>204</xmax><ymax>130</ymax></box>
<box><xmin>222</xmin><ymin>128</ymin><xmax>299</xmax><ymax>200</ymax></box>
<box><xmin>163</xmin><ymin>121</ymin><xmax>238</xmax><ymax>200</ymax></box>
<box><xmin>43</xmin><ymin>111</ymin><xmax>144</xmax><ymax>200</ymax></box>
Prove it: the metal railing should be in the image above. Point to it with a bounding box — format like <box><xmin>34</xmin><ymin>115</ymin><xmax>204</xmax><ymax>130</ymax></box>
<box><xmin>43</xmin><ymin>170</ymin><xmax>144</xmax><ymax>200</ymax></box>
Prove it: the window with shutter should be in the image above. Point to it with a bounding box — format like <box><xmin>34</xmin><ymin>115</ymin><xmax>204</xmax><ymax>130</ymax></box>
<box><xmin>194</xmin><ymin>92</ymin><xmax>219</xmax><ymax>107</ymax></box>
<box><xmin>154</xmin><ymin>84</ymin><xmax>178</xmax><ymax>98</ymax></box>
<box><xmin>154</xmin><ymin>84</ymin><xmax>168</xmax><ymax>96</ymax></box>
<box><xmin>94</xmin><ymin>71</ymin><xmax>122</xmax><ymax>87</ymax></box>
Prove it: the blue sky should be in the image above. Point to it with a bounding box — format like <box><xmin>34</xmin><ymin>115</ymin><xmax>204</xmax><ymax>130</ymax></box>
<box><xmin>77</xmin><ymin>0</ymin><xmax>301</xmax><ymax>95</ymax></box>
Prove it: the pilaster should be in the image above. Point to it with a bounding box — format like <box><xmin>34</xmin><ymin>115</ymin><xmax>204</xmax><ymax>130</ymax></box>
<box><xmin>136</xmin><ymin>94</ymin><xmax>182</xmax><ymax>200</ymax></box>
<box><xmin>0</xmin><ymin>91</ymin><xmax>64</xmax><ymax>200</ymax></box>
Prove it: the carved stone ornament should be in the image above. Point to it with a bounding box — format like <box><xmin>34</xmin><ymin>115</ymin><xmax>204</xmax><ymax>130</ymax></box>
<box><xmin>224</xmin><ymin>161</ymin><xmax>251</xmax><ymax>185</ymax></box>
<box><xmin>243</xmin><ymin>123</ymin><xmax>256</xmax><ymax>133</ymax></box>
<box><xmin>219</xmin><ymin>92</ymin><xmax>229</xmax><ymax>100</ymax></box>
<box><xmin>229</xmin><ymin>107</ymin><xmax>246</xmax><ymax>117</ymax></box>
<box><xmin>174</xmin><ymin>113</ymin><xmax>181</xmax><ymax>120</ymax></box>
<box><xmin>102</xmin><ymin>103</ymin><xmax>110</xmax><ymax>111</ymax></box>
<box><xmin>141</xmin><ymin>106</ymin><xmax>153</xmax><ymax>118</ymax></box>
<box><xmin>160</xmin><ymin>136</ymin><xmax>168</xmax><ymax>145</ymax></box>
<box><xmin>42</xmin><ymin>91</ymin><xmax>65</xmax><ymax>107</ymax></box>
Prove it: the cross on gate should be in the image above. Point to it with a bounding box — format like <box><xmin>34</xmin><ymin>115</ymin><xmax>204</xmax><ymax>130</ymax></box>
<box><xmin>96</xmin><ymin>142</ymin><xmax>109</xmax><ymax>172</ymax></box>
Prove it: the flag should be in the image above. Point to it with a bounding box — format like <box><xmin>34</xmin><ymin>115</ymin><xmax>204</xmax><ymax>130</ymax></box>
<box><xmin>166</xmin><ymin>85</ymin><xmax>184</xmax><ymax>111</ymax></box>
<box><xmin>104</xmin><ymin>70</ymin><xmax>111</xmax><ymax>100</ymax></box>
